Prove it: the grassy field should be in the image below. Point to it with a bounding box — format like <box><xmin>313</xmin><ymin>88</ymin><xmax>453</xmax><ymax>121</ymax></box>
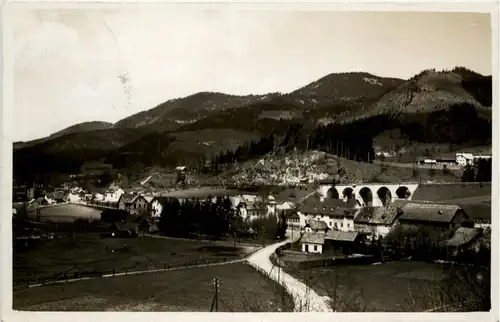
<box><xmin>284</xmin><ymin>261</ymin><xmax>451</xmax><ymax>312</ymax></box>
<box><xmin>27</xmin><ymin>204</ymin><xmax>102</xmax><ymax>222</ymax></box>
<box><xmin>13</xmin><ymin>263</ymin><xmax>294</xmax><ymax>312</ymax></box>
<box><xmin>14</xmin><ymin>235</ymin><xmax>255</xmax><ymax>284</ymax></box>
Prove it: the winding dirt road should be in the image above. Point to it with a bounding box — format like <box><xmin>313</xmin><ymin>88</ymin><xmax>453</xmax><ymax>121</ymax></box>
<box><xmin>246</xmin><ymin>238</ymin><xmax>332</xmax><ymax>312</ymax></box>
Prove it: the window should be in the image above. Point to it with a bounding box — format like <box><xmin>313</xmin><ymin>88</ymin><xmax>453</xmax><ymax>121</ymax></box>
<box><xmin>314</xmin><ymin>245</ymin><xmax>317</xmax><ymax>251</ymax></box>
<box><xmin>347</xmin><ymin>223</ymin><xmax>350</xmax><ymax>228</ymax></box>
<box><xmin>341</xmin><ymin>223</ymin><xmax>343</xmax><ymax>228</ymax></box>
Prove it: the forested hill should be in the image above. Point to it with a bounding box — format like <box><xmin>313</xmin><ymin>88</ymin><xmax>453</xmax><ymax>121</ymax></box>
<box><xmin>13</xmin><ymin>67</ymin><xmax>491</xmax><ymax>183</ymax></box>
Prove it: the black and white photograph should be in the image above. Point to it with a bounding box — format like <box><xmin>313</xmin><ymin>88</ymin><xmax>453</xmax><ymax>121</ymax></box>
<box><xmin>3</xmin><ymin>1</ymin><xmax>497</xmax><ymax>317</ymax></box>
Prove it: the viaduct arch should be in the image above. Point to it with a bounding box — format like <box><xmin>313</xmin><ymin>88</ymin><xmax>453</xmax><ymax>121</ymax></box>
<box><xmin>318</xmin><ymin>183</ymin><xmax>419</xmax><ymax>207</ymax></box>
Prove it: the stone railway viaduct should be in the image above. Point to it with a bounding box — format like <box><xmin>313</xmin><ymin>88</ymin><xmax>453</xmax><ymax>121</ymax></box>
<box><xmin>317</xmin><ymin>183</ymin><xmax>420</xmax><ymax>207</ymax></box>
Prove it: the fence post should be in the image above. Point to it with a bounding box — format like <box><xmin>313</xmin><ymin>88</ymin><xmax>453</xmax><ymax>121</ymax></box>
<box><xmin>113</xmin><ymin>268</ymin><xmax>115</xmax><ymax>277</ymax></box>
<box><xmin>164</xmin><ymin>263</ymin><xmax>166</xmax><ymax>270</ymax></box>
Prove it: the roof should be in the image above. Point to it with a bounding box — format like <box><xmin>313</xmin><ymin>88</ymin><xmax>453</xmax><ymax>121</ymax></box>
<box><xmin>300</xmin><ymin>232</ymin><xmax>325</xmax><ymax>244</ymax></box>
<box><xmin>276</xmin><ymin>201</ymin><xmax>296</xmax><ymax>210</ymax></box>
<box><xmin>446</xmin><ymin>227</ymin><xmax>482</xmax><ymax>246</ymax></box>
<box><xmin>354</xmin><ymin>206</ymin><xmax>401</xmax><ymax>225</ymax></box>
<box><xmin>390</xmin><ymin>199</ymin><xmax>410</xmax><ymax>209</ymax></box>
<box><xmin>246</xmin><ymin>201</ymin><xmax>267</xmax><ymax>211</ymax></box>
<box><xmin>281</xmin><ymin>209</ymin><xmax>299</xmax><ymax>219</ymax></box>
<box><xmin>458</xmin><ymin>204</ymin><xmax>491</xmax><ymax>223</ymax></box>
<box><xmin>144</xmin><ymin>196</ymin><xmax>154</xmax><ymax>203</ymax></box>
<box><xmin>305</xmin><ymin>220</ymin><xmax>328</xmax><ymax>231</ymax></box>
<box><xmin>325</xmin><ymin>230</ymin><xmax>359</xmax><ymax>242</ymax></box>
<box><xmin>119</xmin><ymin>194</ymin><xmax>135</xmax><ymax>204</ymax></box>
<box><xmin>269</xmin><ymin>186</ymin><xmax>316</xmax><ymax>203</ymax></box>
<box><xmin>399</xmin><ymin>202</ymin><xmax>462</xmax><ymax>223</ymax></box>
<box><xmin>300</xmin><ymin>198</ymin><xmax>358</xmax><ymax>218</ymax></box>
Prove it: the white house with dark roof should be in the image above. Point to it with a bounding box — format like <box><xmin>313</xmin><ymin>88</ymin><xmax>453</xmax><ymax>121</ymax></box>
<box><xmin>300</xmin><ymin>232</ymin><xmax>325</xmax><ymax>254</ymax></box>
<box><xmin>300</xmin><ymin>230</ymin><xmax>362</xmax><ymax>255</ymax></box>
<box><xmin>104</xmin><ymin>188</ymin><xmax>124</xmax><ymax>203</ymax></box>
<box><xmin>298</xmin><ymin>197</ymin><xmax>359</xmax><ymax>232</ymax></box>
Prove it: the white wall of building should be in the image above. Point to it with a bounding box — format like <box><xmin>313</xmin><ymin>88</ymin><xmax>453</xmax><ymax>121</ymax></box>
<box><xmin>301</xmin><ymin>243</ymin><xmax>323</xmax><ymax>254</ymax></box>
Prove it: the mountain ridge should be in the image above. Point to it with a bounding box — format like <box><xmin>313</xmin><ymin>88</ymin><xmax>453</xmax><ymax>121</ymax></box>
<box><xmin>13</xmin><ymin>67</ymin><xmax>492</xmax><ymax>182</ymax></box>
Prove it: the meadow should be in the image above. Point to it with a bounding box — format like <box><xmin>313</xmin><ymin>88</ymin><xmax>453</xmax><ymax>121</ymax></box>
<box><xmin>13</xmin><ymin>263</ymin><xmax>294</xmax><ymax>312</ymax></box>
<box><xmin>13</xmin><ymin>235</ymin><xmax>256</xmax><ymax>286</ymax></box>
<box><xmin>285</xmin><ymin>261</ymin><xmax>451</xmax><ymax>312</ymax></box>
<box><xmin>27</xmin><ymin>204</ymin><xmax>102</xmax><ymax>222</ymax></box>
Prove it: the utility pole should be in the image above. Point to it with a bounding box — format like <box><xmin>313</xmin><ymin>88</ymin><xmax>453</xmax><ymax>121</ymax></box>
<box><xmin>215</xmin><ymin>277</ymin><xmax>219</xmax><ymax>312</ymax></box>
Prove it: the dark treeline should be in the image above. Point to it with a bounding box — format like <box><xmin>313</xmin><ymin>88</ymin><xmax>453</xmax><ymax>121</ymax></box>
<box><xmin>209</xmin><ymin>134</ymin><xmax>276</xmax><ymax>172</ymax></box>
<box><xmin>383</xmin><ymin>225</ymin><xmax>491</xmax><ymax>266</ymax></box>
<box><xmin>158</xmin><ymin>196</ymin><xmax>287</xmax><ymax>241</ymax></box>
<box><xmin>210</xmin><ymin>102</ymin><xmax>490</xmax><ymax>173</ymax></box>
<box><xmin>461</xmin><ymin>158</ymin><xmax>492</xmax><ymax>182</ymax></box>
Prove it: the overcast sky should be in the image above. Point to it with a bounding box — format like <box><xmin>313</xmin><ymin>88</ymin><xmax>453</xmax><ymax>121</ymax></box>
<box><xmin>12</xmin><ymin>9</ymin><xmax>491</xmax><ymax>142</ymax></box>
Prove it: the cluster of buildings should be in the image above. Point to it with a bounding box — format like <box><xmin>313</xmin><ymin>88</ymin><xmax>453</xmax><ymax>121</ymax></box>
<box><xmin>291</xmin><ymin>193</ymin><xmax>490</xmax><ymax>257</ymax></box>
<box><xmin>416</xmin><ymin>152</ymin><xmax>491</xmax><ymax>167</ymax></box>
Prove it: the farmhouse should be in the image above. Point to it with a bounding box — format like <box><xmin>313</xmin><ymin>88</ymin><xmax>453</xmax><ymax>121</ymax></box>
<box><xmin>299</xmin><ymin>198</ymin><xmax>358</xmax><ymax>231</ymax></box>
<box><xmin>398</xmin><ymin>202</ymin><xmax>468</xmax><ymax>233</ymax></box>
<box><xmin>104</xmin><ymin>188</ymin><xmax>124</xmax><ymax>203</ymax></box>
<box><xmin>245</xmin><ymin>201</ymin><xmax>268</xmax><ymax>222</ymax></box>
<box><xmin>129</xmin><ymin>195</ymin><xmax>152</xmax><ymax>215</ymax></box>
<box><xmin>118</xmin><ymin>194</ymin><xmax>135</xmax><ymax>212</ymax></box>
<box><xmin>323</xmin><ymin>230</ymin><xmax>363</xmax><ymax>256</ymax></box>
<box><xmin>300</xmin><ymin>232</ymin><xmax>325</xmax><ymax>254</ymax></box>
<box><xmin>283</xmin><ymin>209</ymin><xmax>300</xmax><ymax>229</ymax></box>
<box><xmin>300</xmin><ymin>230</ymin><xmax>363</xmax><ymax>256</ymax></box>
<box><xmin>353</xmin><ymin>206</ymin><xmax>403</xmax><ymax>239</ymax></box>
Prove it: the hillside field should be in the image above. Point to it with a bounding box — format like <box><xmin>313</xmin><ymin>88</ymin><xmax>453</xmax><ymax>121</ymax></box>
<box><xmin>14</xmin><ymin>263</ymin><xmax>294</xmax><ymax>312</ymax></box>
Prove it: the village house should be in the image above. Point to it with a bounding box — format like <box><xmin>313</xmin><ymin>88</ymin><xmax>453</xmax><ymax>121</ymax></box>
<box><xmin>300</xmin><ymin>230</ymin><xmax>363</xmax><ymax>256</ymax></box>
<box><xmin>353</xmin><ymin>206</ymin><xmax>403</xmax><ymax>239</ymax></box>
<box><xmin>298</xmin><ymin>198</ymin><xmax>359</xmax><ymax>232</ymax></box>
<box><xmin>66</xmin><ymin>192</ymin><xmax>81</xmax><ymax>203</ymax></box>
<box><xmin>398</xmin><ymin>202</ymin><xmax>468</xmax><ymax>234</ymax></box>
<box><xmin>300</xmin><ymin>232</ymin><xmax>325</xmax><ymax>254</ymax></box>
<box><xmin>283</xmin><ymin>209</ymin><xmax>300</xmax><ymax>230</ymax></box>
<box><xmin>323</xmin><ymin>230</ymin><xmax>363</xmax><ymax>256</ymax></box>
<box><xmin>129</xmin><ymin>195</ymin><xmax>153</xmax><ymax>215</ymax></box>
<box><xmin>118</xmin><ymin>194</ymin><xmax>135</xmax><ymax>212</ymax></box>
<box><xmin>104</xmin><ymin>188</ymin><xmax>124</xmax><ymax>203</ymax></box>
<box><xmin>244</xmin><ymin>201</ymin><xmax>268</xmax><ymax>222</ymax></box>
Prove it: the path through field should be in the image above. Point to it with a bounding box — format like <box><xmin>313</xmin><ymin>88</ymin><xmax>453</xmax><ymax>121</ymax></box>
<box><xmin>246</xmin><ymin>238</ymin><xmax>332</xmax><ymax>312</ymax></box>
